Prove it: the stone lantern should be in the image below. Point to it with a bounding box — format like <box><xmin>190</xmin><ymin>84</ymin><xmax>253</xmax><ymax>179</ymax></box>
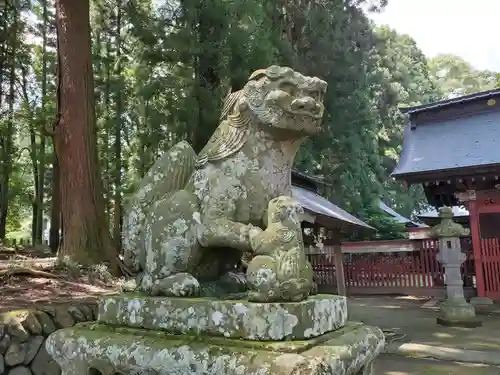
<box><xmin>431</xmin><ymin>206</ymin><xmax>481</xmax><ymax>327</ymax></box>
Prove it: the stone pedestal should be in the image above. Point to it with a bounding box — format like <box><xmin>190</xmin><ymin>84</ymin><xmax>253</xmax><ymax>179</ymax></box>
<box><xmin>437</xmin><ymin>297</ymin><xmax>480</xmax><ymax>328</ymax></box>
<box><xmin>470</xmin><ymin>296</ymin><xmax>494</xmax><ymax>306</ymax></box>
<box><xmin>45</xmin><ymin>294</ymin><xmax>385</xmax><ymax>375</ymax></box>
<box><xmin>432</xmin><ymin>207</ymin><xmax>481</xmax><ymax>328</ymax></box>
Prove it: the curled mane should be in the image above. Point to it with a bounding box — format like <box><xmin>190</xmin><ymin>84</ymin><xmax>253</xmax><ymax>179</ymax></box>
<box><xmin>195</xmin><ymin>68</ymin><xmax>280</xmax><ymax>168</ymax></box>
<box><xmin>195</xmin><ymin>66</ymin><xmax>294</xmax><ymax>168</ymax></box>
<box><xmin>195</xmin><ymin>89</ymin><xmax>250</xmax><ymax>168</ymax></box>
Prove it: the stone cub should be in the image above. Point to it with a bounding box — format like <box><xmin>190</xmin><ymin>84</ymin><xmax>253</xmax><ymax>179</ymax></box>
<box><xmin>246</xmin><ymin>195</ymin><xmax>315</xmax><ymax>302</ymax></box>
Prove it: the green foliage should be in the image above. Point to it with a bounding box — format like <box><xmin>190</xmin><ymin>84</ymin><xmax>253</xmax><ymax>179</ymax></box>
<box><xmin>2</xmin><ymin>0</ymin><xmax>499</xmax><ymax>246</ymax></box>
<box><xmin>428</xmin><ymin>54</ymin><xmax>497</xmax><ymax>97</ymax></box>
<box><xmin>363</xmin><ymin>202</ymin><xmax>407</xmax><ymax>240</ymax></box>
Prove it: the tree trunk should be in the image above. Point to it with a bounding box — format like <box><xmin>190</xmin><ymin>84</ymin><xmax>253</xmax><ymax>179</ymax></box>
<box><xmin>113</xmin><ymin>0</ymin><xmax>123</xmax><ymax>252</ymax></box>
<box><xmin>49</xmin><ymin>154</ymin><xmax>61</xmax><ymax>253</ymax></box>
<box><xmin>35</xmin><ymin>0</ymin><xmax>49</xmax><ymax>245</ymax></box>
<box><xmin>50</xmin><ymin>1</ymin><xmax>62</xmax><ymax>254</ymax></box>
<box><xmin>54</xmin><ymin>0</ymin><xmax>116</xmax><ymax>269</ymax></box>
<box><xmin>29</xmin><ymin>125</ymin><xmax>39</xmax><ymax>245</ymax></box>
<box><xmin>0</xmin><ymin>4</ymin><xmax>18</xmax><ymax>240</ymax></box>
<box><xmin>20</xmin><ymin>64</ymin><xmax>40</xmax><ymax>246</ymax></box>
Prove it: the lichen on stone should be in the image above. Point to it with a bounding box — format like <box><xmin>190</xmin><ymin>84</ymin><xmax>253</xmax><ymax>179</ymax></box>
<box><xmin>45</xmin><ymin>320</ymin><xmax>384</xmax><ymax>375</ymax></box>
<box><xmin>97</xmin><ymin>294</ymin><xmax>347</xmax><ymax>341</ymax></box>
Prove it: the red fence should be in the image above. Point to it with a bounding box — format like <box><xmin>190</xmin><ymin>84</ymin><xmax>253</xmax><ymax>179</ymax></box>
<box><xmin>481</xmin><ymin>238</ymin><xmax>500</xmax><ymax>300</ymax></box>
<box><xmin>308</xmin><ymin>238</ymin><xmax>476</xmax><ymax>297</ymax></box>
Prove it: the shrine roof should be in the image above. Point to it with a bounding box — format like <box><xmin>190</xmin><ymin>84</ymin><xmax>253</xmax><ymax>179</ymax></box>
<box><xmin>392</xmin><ymin>89</ymin><xmax>500</xmax><ymax>181</ymax></box>
<box><xmin>378</xmin><ymin>200</ymin><xmax>427</xmax><ymax>228</ymax></box>
<box><xmin>400</xmin><ymin>88</ymin><xmax>500</xmax><ymax>116</ymax></box>
<box><xmin>292</xmin><ymin>185</ymin><xmax>375</xmax><ymax>234</ymax></box>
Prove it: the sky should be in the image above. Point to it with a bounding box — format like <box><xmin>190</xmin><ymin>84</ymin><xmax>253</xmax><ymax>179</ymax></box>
<box><xmin>368</xmin><ymin>0</ymin><xmax>500</xmax><ymax>72</ymax></box>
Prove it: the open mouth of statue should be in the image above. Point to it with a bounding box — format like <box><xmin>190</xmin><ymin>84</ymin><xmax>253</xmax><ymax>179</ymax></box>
<box><xmin>285</xmin><ymin>108</ymin><xmax>324</xmax><ymax>120</ymax></box>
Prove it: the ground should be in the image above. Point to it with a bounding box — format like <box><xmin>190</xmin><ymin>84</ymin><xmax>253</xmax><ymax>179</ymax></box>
<box><xmin>2</xmin><ymin>245</ymin><xmax>500</xmax><ymax>374</ymax></box>
<box><xmin>0</xmin><ymin>244</ymin><xmax>120</xmax><ymax>312</ymax></box>
<box><xmin>375</xmin><ymin>354</ymin><xmax>500</xmax><ymax>375</ymax></box>
<box><xmin>348</xmin><ymin>295</ymin><xmax>500</xmax><ymax>374</ymax></box>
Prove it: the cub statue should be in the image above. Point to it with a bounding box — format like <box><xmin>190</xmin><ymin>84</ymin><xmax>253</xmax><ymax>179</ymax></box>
<box><xmin>246</xmin><ymin>196</ymin><xmax>315</xmax><ymax>302</ymax></box>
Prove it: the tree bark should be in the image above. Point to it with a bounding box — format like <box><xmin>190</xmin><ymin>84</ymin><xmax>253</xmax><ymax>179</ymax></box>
<box><xmin>0</xmin><ymin>3</ymin><xmax>18</xmax><ymax>239</ymax></box>
<box><xmin>35</xmin><ymin>0</ymin><xmax>49</xmax><ymax>245</ymax></box>
<box><xmin>54</xmin><ymin>0</ymin><xmax>116</xmax><ymax>269</ymax></box>
<box><xmin>113</xmin><ymin>1</ymin><xmax>123</xmax><ymax>252</ymax></box>
<box><xmin>49</xmin><ymin>153</ymin><xmax>61</xmax><ymax>253</ymax></box>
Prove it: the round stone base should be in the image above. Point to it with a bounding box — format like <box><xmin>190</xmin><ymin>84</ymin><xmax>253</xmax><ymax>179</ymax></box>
<box><xmin>436</xmin><ymin>316</ymin><xmax>482</xmax><ymax>328</ymax></box>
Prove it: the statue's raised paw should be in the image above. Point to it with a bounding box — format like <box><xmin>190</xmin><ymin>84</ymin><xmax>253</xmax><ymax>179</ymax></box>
<box><xmin>248</xmin><ymin>225</ymin><xmax>265</xmax><ymax>252</ymax></box>
<box><xmin>150</xmin><ymin>273</ymin><xmax>201</xmax><ymax>297</ymax></box>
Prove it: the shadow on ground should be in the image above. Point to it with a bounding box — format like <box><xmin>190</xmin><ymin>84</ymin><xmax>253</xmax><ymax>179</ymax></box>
<box><xmin>375</xmin><ymin>354</ymin><xmax>500</xmax><ymax>375</ymax></box>
<box><xmin>348</xmin><ymin>296</ymin><xmax>500</xmax><ymax>353</ymax></box>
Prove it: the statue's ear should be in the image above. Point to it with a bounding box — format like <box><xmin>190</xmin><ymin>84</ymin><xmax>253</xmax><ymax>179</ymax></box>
<box><xmin>249</xmin><ymin>69</ymin><xmax>268</xmax><ymax>81</ymax></box>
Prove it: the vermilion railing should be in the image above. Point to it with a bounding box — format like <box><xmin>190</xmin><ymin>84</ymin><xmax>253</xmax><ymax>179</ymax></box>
<box><xmin>308</xmin><ymin>238</ymin><xmax>475</xmax><ymax>295</ymax></box>
<box><xmin>480</xmin><ymin>238</ymin><xmax>500</xmax><ymax>300</ymax></box>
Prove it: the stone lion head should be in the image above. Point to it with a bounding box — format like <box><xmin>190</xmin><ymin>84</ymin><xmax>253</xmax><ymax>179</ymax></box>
<box><xmin>238</xmin><ymin>66</ymin><xmax>327</xmax><ymax>135</ymax></box>
<box><xmin>196</xmin><ymin>66</ymin><xmax>327</xmax><ymax>167</ymax></box>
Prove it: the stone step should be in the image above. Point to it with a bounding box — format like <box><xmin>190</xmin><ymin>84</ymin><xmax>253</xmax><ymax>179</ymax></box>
<box><xmin>98</xmin><ymin>294</ymin><xmax>348</xmax><ymax>341</ymax></box>
<box><xmin>46</xmin><ymin>321</ymin><xmax>385</xmax><ymax>375</ymax></box>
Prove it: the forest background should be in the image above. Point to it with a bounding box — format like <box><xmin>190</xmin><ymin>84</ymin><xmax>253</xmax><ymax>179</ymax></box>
<box><xmin>1</xmin><ymin>0</ymin><xmax>498</xmax><ymax>266</ymax></box>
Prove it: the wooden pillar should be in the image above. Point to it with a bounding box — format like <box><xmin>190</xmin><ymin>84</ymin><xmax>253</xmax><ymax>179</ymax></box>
<box><xmin>459</xmin><ymin>190</ymin><xmax>486</xmax><ymax>297</ymax></box>
<box><xmin>334</xmin><ymin>243</ymin><xmax>346</xmax><ymax>296</ymax></box>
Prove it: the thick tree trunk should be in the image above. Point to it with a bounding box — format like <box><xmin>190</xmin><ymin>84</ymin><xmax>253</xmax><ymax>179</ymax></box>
<box><xmin>113</xmin><ymin>1</ymin><xmax>123</xmax><ymax>252</ymax></box>
<box><xmin>0</xmin><ymin>5</ymin><xmax>18</xmax><ymax>240</ymax></box>
<box><xmin>54</xmin><ymin>0</ymin><xmax>116</xmax><ymax>269</ymax></box>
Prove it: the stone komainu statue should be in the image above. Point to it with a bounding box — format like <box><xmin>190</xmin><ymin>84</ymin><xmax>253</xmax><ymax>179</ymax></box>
<box><xmin>122</xmin><ymin>66</ymin><xmax>327</xmax><ymax>298</ymax></box>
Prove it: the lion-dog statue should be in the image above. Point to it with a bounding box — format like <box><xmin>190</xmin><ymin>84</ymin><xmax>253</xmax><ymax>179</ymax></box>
<box><xmin>122</xmin><ymin>65</ymin><xmax>327</xmax><ymax>298</ymax></box>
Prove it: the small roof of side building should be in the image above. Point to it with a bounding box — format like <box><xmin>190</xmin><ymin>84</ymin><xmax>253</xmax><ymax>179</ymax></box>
<box><xmin>392</xmin><ymin>88</ymin><xmax>500</xmax><ymax>182</ymax></box>
<box><xmin>378</xmin><ymin>200</ymin><xmax>427</xmax><ymax>228</ymax></box>
<box><xmin>291</xmin><ymin>170</ymin><xmax>375</xmax><ymax>234</ymax></box>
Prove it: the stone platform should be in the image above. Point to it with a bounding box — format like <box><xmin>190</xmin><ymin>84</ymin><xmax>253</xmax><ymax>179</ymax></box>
<box><xmin>98</xmin><ymin>294</ymin><xmax>348</xmax><ymax>340</ymax></box>
<box><xmin>46</xmin><ymin>295</ymin><xmax>384</xmax><ymax>375</ymax></box>
<box><xmin>46</xmin><ymin>321</ymin><xmax>384</xmax><ymax>375</ymax></box>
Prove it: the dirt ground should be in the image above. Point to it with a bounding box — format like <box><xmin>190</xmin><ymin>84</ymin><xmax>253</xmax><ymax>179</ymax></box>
<box><xmin>0</xmin><ymin>245</ymin><xmax>120</xmax><ymax>312</ymax></box>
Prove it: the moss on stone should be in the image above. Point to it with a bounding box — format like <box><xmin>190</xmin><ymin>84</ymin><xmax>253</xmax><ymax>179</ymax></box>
<box><xmin>73</xmin><ymin>321</ymin><xmax>366</xmax><ymax>354</ymax></box>
<box><xmin>97</xmin><ymin>294</ymin><xmax>348</xmax><ymax>341</ymax></box>
<box><xmin>46</xmin><ymin>321</ymin><xmax>384</xmax><ymax>375</ymax></box>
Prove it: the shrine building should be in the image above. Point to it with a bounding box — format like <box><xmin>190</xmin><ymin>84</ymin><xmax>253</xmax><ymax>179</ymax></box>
<box><xmin>392</xmin><ymin>88</ymin><xmax>500</xmax><ymax>301</ymax></box>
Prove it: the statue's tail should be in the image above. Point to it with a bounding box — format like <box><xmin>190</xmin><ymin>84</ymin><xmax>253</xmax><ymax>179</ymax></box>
<box><xmin>122</xmin><ymin>141</ymin><xmax>197</xmax><ymax>274</ymax></box>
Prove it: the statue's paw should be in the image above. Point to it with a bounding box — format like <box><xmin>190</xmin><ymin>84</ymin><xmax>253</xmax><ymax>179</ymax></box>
<box><xmin>150</xmin><ymin>273</ymin><xmax>201</xmax><ymax>297</ymax></box>
<box><xmin>118</xmin><ymin>278</ymin><xmax>138</xmax><ymax>293</ymax></box>
<box><xmin>248</xmin><ymin>225</ymin><xmax>264</xmax><ymax>252</ymax></box>
<box><xmin>248</xmin><ymin>290</ymin><xmax>278</xmax><ymax>303</ymax></box>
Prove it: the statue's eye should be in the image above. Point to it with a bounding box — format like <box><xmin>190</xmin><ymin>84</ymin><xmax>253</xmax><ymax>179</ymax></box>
<box><xmin>280</xmin><ymin>82</ymin><xmax>297</xmax><ymax>96</ymax></box>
